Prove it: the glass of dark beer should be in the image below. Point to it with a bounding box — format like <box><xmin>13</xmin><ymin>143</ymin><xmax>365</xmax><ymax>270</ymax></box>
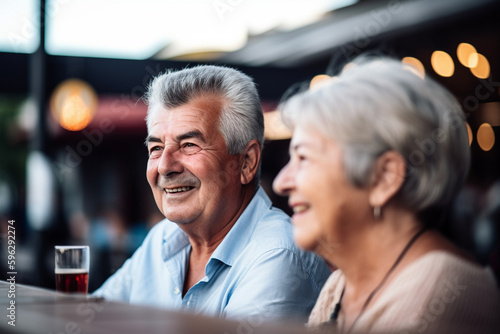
<box><xmin>54</xmin><ymin>245</ymin><xmax>89</xmax><ymax>294</ymax></box>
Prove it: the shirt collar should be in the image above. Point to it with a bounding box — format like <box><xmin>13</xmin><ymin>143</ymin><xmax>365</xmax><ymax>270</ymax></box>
<box><xmin>162</xmin><ymin>223</ymin><xmax>190</xmax><ymax>261</ymax></box>
<box><xmin>210</xmin><ymin>186</ymin><xmax>272</xmax><ymax>267</ymax></box>
<box><xmin>161</xmin><ymin>186</ymin><xmax>273</xmax><ymax>266</ymax></box>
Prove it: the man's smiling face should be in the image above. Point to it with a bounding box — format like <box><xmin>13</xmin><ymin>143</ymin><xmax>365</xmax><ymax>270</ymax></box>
<box><xmin>146</xmin><ymin>96</ymin><xmax>243</xmax><ymax>228</ymax></box>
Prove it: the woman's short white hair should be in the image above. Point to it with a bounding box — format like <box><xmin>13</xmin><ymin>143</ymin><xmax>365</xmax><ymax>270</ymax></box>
<box><xmin>144</xmin><ymin>65</ymin><xmax>264</xmax><ymax>183</ymax></box>
<box><xmin>280</xmin><ymin>56</ymin><xmax>471</xmax><ymax>222</ymax></box>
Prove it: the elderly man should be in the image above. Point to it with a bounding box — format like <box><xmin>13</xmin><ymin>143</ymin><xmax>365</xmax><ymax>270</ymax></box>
<box><xmin>93</xmin><ymin>65</ymin><xmax>330</xmax><ymax>320</ymax></box>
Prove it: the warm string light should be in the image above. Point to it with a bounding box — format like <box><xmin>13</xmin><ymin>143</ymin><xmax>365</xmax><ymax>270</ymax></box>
<box><xmin>403</xmin><ymin>44</ymin><xmax>495</xmax><ymax>151</ymax></box>
<box><xmin>417</xmin><ymin>43</ymin><xmax>493</xmax><ymax>79</ymax></box>
<box><xmin>456</xmin><ymin>43</ymin><xmax>490</xmax><ymax>79</ymax></box>
<box><xmin>402</xmin><ymin>57</ymin><xmax>425</xmax><ymax>78</ymax></box>
<box><xmin>470</xmin><ymin>53</ymin><xmax>490</xmax><ymax>79</ymax></box>
<box><xmin>270</xmin><ymin>48</ymin><xmax>495</xmax><ymax>149</ymax></box>
<box><xmin>466</xmin><ymin>123</ymin><xmax>473</xmax><ymax>147</ymax></box>
<box><xmin>264</xmin><ymin>74</ymin><xmax>336</xmax><ymax>141</ymax></box>
<box><xmin>477</xmin><ymin>123</ymin><xmax>495</xmax><ymax>151</ymax></box>
<box><xmin>457</xmin><ymin>43</ymin><xmax>477</xmax><ymax>68</ymax></box>
<box><xmin>50</xmin><ymin>79</ymin><xmax>98</xmax><ymax>131</ymax></box>
<box><xmin>264</xmin><ymin>110</ymin><xmax>292</xmax><ymax>140</ymax></box>
<box><xmin>431</xmin><ymin>51</ymin><xmax>454</xmax><ymax>77</ymax></box>
<box><xmin>309</xmin><ymin>74</ymin><xmax>332</xmax><ymax>90</ymax></box>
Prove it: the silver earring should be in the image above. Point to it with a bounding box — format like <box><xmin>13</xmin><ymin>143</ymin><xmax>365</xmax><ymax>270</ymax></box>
<box><xmin>374</xmin><ymin>206</ymin><xmax>382</xmax><ymax>220</ymax></box>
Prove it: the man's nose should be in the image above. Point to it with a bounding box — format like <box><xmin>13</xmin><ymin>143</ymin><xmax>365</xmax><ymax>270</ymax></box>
<box><xmin>272</xmin><ymin>162</ymin><xmax>294</xmax><ymax>196</ymax></box>
<box><xmin>158</xmin><ymin>145</ymin><xmax>183</xmax><ymax>176</ymax></box>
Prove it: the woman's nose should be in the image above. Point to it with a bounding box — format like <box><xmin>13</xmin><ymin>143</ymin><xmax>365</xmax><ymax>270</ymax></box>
<box><xmin>273</xmin><ymin>162</ymin><xmax>294</xmax><ymax>196</ymax></box>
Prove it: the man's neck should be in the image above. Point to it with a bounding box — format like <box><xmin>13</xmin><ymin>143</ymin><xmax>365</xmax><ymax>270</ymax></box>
<box><xmin>181</xmin><ymin>185</ymin><xmax>258</xmax><ymax>295</ymax></box>
<box><xmin>186</xmin><ymin>186</ymin><xmax>257</xmax><ymax>254</ymax></box>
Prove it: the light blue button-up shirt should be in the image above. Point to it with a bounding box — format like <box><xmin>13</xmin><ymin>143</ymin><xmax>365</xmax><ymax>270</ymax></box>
<box><xmin>93</xmin><ymin>187</ymin><xmax>331</xmax><ymax>321</ymax></box>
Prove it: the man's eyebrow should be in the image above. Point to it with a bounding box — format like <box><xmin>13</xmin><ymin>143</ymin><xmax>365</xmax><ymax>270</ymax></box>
<box><xmin>144</xmin><ymin>136</ymin><xmax>162</xmax><ymax>146</ymax></box>
<box><xmin>144</xmin><ymin>131</ymin><xmax>205</xmax><ymax>146</ymax></box>
<box><xmin>177</xmin><ymin>130</ymin><xmax>205</xmax><ymax>142</ymax></box>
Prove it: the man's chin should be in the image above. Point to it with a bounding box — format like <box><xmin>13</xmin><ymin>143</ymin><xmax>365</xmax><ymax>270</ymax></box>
<box><xmin>162</xmin><ymin>211</ymin><xmax>196</xmax><ymax>225</ymax></box>
<box><xmin>171</xmin><ymin>219</ymin><xmax>193</xmax><ymax>225</ymax></box>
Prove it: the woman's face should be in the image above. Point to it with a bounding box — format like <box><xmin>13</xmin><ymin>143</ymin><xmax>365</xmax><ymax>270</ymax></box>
<box><xmin>273</xmin><ymin>124</ymin><xmax>370</xmax><ymax>258</ymax></box>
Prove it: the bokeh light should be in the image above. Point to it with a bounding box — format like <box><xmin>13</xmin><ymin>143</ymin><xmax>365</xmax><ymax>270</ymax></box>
<box><xmin>466</xmin><ymin>122</ymin><xmax>473</xmax><ymax>146</ymax></box>
<box><xmin>59</xmin><ymin>94</ymin><xmax>94</xmax><ymax>131</ymax></box>
<box><xmin>431</xmin><ymin>51</ymin><xmax>454</xmax><ymax>77</ymax></box>
<box><xmin>470</xmin><ymin>53</ymin><xmax>490</xmax><ymax>79</ymax></box>
<box><xmin>402</xmin><ymin>57</ymin><xmax>425</xmax><ymax>78</ymax></box>
<box><xmin>310</xmin><ymin>74</ymin><xmax>331</xmax><ymax>91</ymax></box>
<box><xmin>477</xmin><ymin>123</ymin><xmax>495</xmax><ymax>151</ymax></box>
<box><xmin>264</xmin><ymin>110</ymin><xmax>292</xmax><ymax>140</ymax></box>
<box><xmin>342</xmin><ymin>62</ymin><xmax>356</xmax><ymax>73</ymax></box>
<box><xmin>50</xmin><ymin>79</ymin><xmax>98</xmax><ymax>131</ymax></box>
<box><xmin>457</xmin><ymin>43</ymin><xmax>478</xmax><ymax>68</ymax></box>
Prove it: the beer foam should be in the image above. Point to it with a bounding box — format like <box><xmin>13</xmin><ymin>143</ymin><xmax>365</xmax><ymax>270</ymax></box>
<box><xmin>55</xmin><ymin>268</ymin><xmax>88</xmax><ymax>274</ymax></box>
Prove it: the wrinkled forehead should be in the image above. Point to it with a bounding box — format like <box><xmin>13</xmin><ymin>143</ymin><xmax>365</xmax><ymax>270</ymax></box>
<box><xmin>147</xmin><ymin>95</ymin><xmax>224</xmax><ymax>133</ymax></box>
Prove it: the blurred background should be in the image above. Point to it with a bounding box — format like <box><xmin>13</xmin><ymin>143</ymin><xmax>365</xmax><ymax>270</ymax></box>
<box><xmin>0</xmin><ymin>0</ymin><xmax>499</xmax><ymax>292</ymax></box>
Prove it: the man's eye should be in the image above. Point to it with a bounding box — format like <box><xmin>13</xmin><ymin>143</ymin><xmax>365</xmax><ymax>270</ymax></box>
<box><xmin>149</xmin><ymin>146</ymin><xmax>162</xmax><ymax>156</ymax></box>
<box><xmin>180</xmin><ymin>142</ymin><xmax>201</xmax><ymax>155</ymax></box>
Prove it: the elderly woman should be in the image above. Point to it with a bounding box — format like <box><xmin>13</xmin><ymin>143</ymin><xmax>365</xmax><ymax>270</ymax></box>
<box><xmin>273</xmin><ymin>57</ymin><xmax>499</xmax><ymax>333</ymax></box>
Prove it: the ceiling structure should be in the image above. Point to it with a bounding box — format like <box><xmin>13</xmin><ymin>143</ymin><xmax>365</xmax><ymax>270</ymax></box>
<box><xmin>1</xmin><ymin>0</ymin><xmax>499</xmax><ymax>148</ymax></box>
<box><xmin>1</xmin><ymin>0</ymin><xmax>498</xmax><ymax>98</ymax></box>
<box><xmin>214</xmin><ymin>0</ymin><xmax>498</xmax><ymax>68</ymax></box>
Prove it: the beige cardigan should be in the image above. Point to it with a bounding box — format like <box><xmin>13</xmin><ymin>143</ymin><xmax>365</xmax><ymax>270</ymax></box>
<box><xmin>308</xmin><ymin>251</ymin><xmax>500</xmax><ymax>334</ymax></box>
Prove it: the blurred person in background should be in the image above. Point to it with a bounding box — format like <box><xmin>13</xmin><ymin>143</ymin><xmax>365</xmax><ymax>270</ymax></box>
<box><xmin>273</xmin><ymin>57</ymin><xmax>500</xmax><ymax>333</ymax></box>
<box><xmin>93</xmin><ymin>65</ymin><xmax>331</xmax><ymax>320</ymax></box>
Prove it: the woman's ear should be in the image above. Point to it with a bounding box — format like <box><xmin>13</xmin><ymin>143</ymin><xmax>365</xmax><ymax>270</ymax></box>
<box><xmin>240</xmin><ymin>139</ymin><xmax>261</xmax><ymax>185</ymax></box>
<box><xmin>368</xmin><ymin>151</ymin><xmax>406</xmax><ymax>208</ymax></box>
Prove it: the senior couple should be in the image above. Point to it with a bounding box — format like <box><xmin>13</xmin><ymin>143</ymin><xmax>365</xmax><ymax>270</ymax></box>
<box><xmin>94</xmin><ymin>58</ymin><xmax>499</xmax><ymax>333</ymax></box>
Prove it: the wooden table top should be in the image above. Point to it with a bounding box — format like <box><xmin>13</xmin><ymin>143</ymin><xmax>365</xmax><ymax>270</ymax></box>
<box><xmin>0</xmin><ymin>280</ymin><xmax>315</xmax><ymax>334</ymax></box>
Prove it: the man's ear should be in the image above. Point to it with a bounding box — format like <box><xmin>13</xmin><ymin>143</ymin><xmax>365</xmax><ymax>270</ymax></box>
<box><xmin>240</xmin><ymin>139</ymin><xmax>261</xmax><ymax>185</ymax></box>
<box><xmin>368</xmin><ymin>151</ymin><xmax>406</xmax><ymax>208</ymax></box>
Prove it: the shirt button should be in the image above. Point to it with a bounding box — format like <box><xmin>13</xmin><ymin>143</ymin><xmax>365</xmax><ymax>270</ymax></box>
<box><xmin>174</xmin><ymin>287</ymin><xmax>180</xmax><ymax>295</ymax></box>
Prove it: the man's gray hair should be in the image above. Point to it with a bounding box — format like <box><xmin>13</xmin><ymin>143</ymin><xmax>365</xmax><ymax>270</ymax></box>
<box><xmin>280</xmin><ymin>57</ymin><xmax>470</xmax><ymax>223</ymax></box>
<box><xmin>144</xmin><ymin>65</ymin><xmax>264</xmax><ymax>183</ymax></box>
